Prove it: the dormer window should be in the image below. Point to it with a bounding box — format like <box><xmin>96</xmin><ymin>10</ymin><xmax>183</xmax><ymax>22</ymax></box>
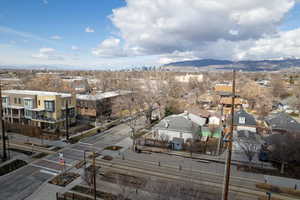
<box><xmin>239</xmin><ymin>117</ymin><xmax>246</xmax><ymax>124</ymax></box>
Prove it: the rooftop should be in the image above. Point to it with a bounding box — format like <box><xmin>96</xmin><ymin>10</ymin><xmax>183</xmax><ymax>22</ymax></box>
<box><xmin>2</xmin><ymin>90</ymin><xmax>72</xmax><ymax>98</ymax></box>
<box><xmin>76</xmin><ymin>90</ymin><xmax>131</xmax><ymax>101</ymax></box>
<box><xmin>266</xmin><ymin>112</ymin><xmax>300</xmax><ymax>133</ymax></box>
<box><xmin>232</xmin><ymin>109</ymin><xmax>256</xmax><ymax>126</ymax></box>
<box><xmin>154</xmin><ymin>112</ymin><xmax>205</xmax><ymax>133</ymax></box>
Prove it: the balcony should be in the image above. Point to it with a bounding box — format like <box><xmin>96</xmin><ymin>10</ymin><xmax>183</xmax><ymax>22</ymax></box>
<box><xmin>31</xmin><ymin>115</ymin><xmax>57</xmax><ymax>123</ymax></box>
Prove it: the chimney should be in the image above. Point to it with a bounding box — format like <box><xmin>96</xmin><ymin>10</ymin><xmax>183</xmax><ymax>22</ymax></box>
<box><xmin>184</xmin><ymin>110</ymin><xmax>190</xmax><ymax>120</ymax></box>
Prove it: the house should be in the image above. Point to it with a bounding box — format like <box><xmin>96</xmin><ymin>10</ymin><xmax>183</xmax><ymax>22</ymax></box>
<box><xmin>265</xmin><ymin>112</ymin><xmax>300</xmax><ymax>135</ymax></box>
<box><xmin>186</xmin><ymin>107</ymin><xmax>210</xmax><ymax>123</ymax></box>
<box><xmin>209</xmin><ymin>114</ymin><xmax>222</xmax><ymax>126</ymax></box>
<box><xmin>2</xmin><ymin>90</ymin><xmax>76</xmax><ymax>131</ymax></box>
<box><xmin>201</xmin><ymin>126</ymin><xmax>222</xmax><ymax>139</ymax></box>
<box><xmin>232</xmin><ymin>109</ymin><xmax>257</xmax><ymax>132</ymax></box>
<box><xmin>278</xmin><ymin>96</ymin><xmax>299</xmax><ymax>114</ymax></box>
<box><xmin>153</xmin><ymin>112</ymin><xmax>206</xmax><ymax>144</ymax></box>
<box><xmin>76</xmin><ymin>90</ymin><xmax>131</xmax><ymax>121</ymax></box>
<box><xmin>220</xmin><ymin>95</ymin><xmax>244</xmax><ymax>115</ymax></box>
<box><xmin>174</xmin><ymin>74</ymin><xmax>203</xmax><ymax>83</ymax></box>
<box><xmin>214</xmin><ymin>83</ymin><xmax>232</xmax><ymax>93</ymax></box>
<box><xmin>256</xmin><ymin>80</ymin><xmax>270</xmax><ymax>87</ymax></box>
<box><xmin>61</xmin><ymin>76</ymin><xmax>89</xmax><ymax>94</ymax></box>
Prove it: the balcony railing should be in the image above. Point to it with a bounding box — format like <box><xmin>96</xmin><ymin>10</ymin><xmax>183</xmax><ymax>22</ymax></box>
<box><xmin>31</xmin><ymin>115</ymin><xmax>56</xmax><ymax>122</ymax></box>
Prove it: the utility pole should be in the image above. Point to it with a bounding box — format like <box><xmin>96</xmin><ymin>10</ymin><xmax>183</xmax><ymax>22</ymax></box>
<box><xmin>0</xmin><ymin>81</ymin><xmax>8</xmax><ymax>161</ymax></box>
<box><xmin>222</xmin><ymin>70</ymin><xmax>236</xmax><ymax>200</ymax></box>
<box><xmin>65</xmin><ymin>100</ymin><xmax>69</xmax><ymax>141</ymax></box>
<box><xmin>93</xmin><ymin>151</ymin><xmax>97</xmax><ymax>200</ymax></box>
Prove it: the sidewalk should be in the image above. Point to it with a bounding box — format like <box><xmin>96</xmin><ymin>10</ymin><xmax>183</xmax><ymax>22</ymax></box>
<box><xmin>137</xmin><ymin>145</ymin><xmax>275</xmax><ymax>169</ymax></box>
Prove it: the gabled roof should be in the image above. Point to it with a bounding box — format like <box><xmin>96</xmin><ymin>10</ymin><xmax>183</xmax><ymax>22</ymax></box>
<box><xmin>232</xmin><ymin>109</ymin><xmax>256</xmax><ymax>126</ymax></box>
<box><xmin>265</xmin><ymin>112</ymin><xmax>300</xmax><ymax>133</ymax></box>
<box><xmin>154</xmin><ymin>113</ymin><xmax>203</xmax><ymax>133</ymax></box>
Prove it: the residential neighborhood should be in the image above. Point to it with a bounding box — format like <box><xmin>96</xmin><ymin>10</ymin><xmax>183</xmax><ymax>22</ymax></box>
<box><xmin>1</xmin><ymin>68</ymin><xmax>300</xmax><ymax>200</ymax></box>
<box><xmin>1</xmin><ymin>1</ymin><xmax>300</xmax><ymax>200</ymax></box>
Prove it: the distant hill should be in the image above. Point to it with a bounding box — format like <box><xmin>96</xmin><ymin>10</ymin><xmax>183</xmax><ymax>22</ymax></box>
<box><xmin>163</xmin><ymin>58</ymin><xmax>300</xmax><ymax>71</ymax></box>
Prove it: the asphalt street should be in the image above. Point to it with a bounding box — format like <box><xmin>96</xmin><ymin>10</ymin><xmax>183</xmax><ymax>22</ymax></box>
<box><xmin>0</xmin><ymin>117</ymin><xmax>146</xmax><ymax>200</ymax></box>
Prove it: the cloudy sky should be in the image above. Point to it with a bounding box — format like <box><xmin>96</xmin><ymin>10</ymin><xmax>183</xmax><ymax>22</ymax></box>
<box><xmin>1</xmin><ymin>0</ymin><xmax>300</xmax><ymax>68</ymax></box>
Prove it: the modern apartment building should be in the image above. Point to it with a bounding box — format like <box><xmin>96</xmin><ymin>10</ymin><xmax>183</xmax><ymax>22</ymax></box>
<box><xmin>76</xmin><ymin>90</ymin><xmax>131</xmax><ymax>121</ymax></box>
<box><xmin>2</xmin><ymin>90</ymin><xmax>76</xmax><ymax>131</ymax></box>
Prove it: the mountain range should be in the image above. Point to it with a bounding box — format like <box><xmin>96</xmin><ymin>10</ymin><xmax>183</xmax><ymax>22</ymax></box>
<box><xmin>163</xmin><ymin>58</ymin><xmax>300</xmax><ymax>71</ymax></box>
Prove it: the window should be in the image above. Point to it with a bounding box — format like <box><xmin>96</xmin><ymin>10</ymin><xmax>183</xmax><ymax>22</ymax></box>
<box><xmin>38</xmin><ymin>100</ymin><xmax>40</xmax><ymax>106</ymax></box>
<box><xmin>18</xmin><ymin>98</ymin><xmax>21</xmax><ymax>104</ymax></box>
<box><xmin>24</xmin><ymin>99</ymin><xmax>33</xmax><ymax>109</ymax></box>
<box><xmin>14</xmin><ymin>98</ymin><xmax>17</xmax><ymax>104</ymax></box>
<box><xmin>2</xmin><ymin>97</ymin><xmax>8</xmax><ymax>104</ymax></box>
<box><xmin>25</xmin><ymin>110</ymin><xmax>32</xmax><ymax>118</ymax></box>
<box><xmin>239</xmin><ymin>117</ymin><xmax>246</xmax><ymax>124</ymax></box>
<box><xmin>44</xmin><ymin>100</ymin><xmax>55</xmax><ymax>112</ymax></box>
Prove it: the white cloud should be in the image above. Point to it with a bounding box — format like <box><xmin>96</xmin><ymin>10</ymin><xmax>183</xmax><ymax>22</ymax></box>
<box><xmin>71</xmin><ymin>45</ymin><xmax>79</xmax><ymax>50</ymax></box>
<box><xmin>235</xmin><ymin>28</ymin><xmax>300</xmax><ymax>60</ymax></box>
<box><xmin>85</xmin><ymin>27</ymin><xmax>95</xmax><ymax>33</ymax></box>
<box><xmin>50</xmin><ymin>35</ymin><xmax>62</xmax><ymax>40</ymax></box>
<box><xmin>43</xmin><ymin>0</ymin><xmax>48</xmax><ymax>4</ymax></box>
<box><xmin>93</xmin><ymin>0</ymin><xmax>300</xmax><ymax>61</ymax></box>
<box><xmin>32</xmin><ymin>48</ymin><xmax>64</xmax><ymax>60</ymax></box>
<box><xmin>158</xmin><ymin>51</ymin><xmax>198</xmax><ymax>64</ymax></box>
<box><xmin>92</xmin><ymin>37</ymin><xmax>127</xmax><ymax>57</ymax></box>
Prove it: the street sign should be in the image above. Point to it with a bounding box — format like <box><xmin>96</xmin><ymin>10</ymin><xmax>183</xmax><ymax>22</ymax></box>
<box><xmin>58</xmin><ymin>153</ymin><xmax>64</xmax><ymax>159</ymax></box>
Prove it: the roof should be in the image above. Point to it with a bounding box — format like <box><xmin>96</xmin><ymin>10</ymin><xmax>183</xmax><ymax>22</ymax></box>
<box><xmin>186</xmin><ymin>107</ymin><xmax>210</xmax><ymax>118</ymax></box>
<box><xmin>280</xmin><ymin>96</ymin><xmax>298</xmax><ymax>107</ymax></box>
<box><xmin>214</xmin><ymin>84</ymin><xmax>232</xmax><ymax>93</ymax></box>
<box><xmin>76</xmin><ymin>90</ymin><xmax>131</xmax><ymax>101</ymax></box>
<box><xmin>232</xmin><ymin>109</ymin><xmax>256</xmax><ymax>126</ymax></box>
<box><xmin>154</xmin><ymin>114</ymin><xmax>200</xmax><ymax>133</ymax></box>
<box><xmin>220</xmin><ymin>97</ymin><xmax>243</xmax><ymax>105</ymax></box>
<box><xmin>2</xmin><ymin>90</ymin><xmax>71</xmax><ymax>98</ymax></box>
<box><xmin>265</xmin><ymin>112</ymin><xmax>300</xmax><ymax>133</ymax></box>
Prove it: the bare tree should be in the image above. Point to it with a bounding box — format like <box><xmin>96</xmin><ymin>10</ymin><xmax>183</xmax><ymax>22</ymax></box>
<box><xmin>115</xmin><ymin>174</ymin><xmax>134</xmax><ymax>200</ymax></box>
<box><xmin>188</xmin><ymin>76</ymin><xmax>207</xmax><ymax>105</ymax></box>
<box><xmin>270</xmin><ymin>75</ymin><xmax>289</xmax><ymax>99</ymax></box>
<box><xmin>140</xmin><ymin>73</ymin><xmax>165</xmax><ymax>125</ymax></box>
<box><xmin>117</xmin><ymin>79</ymin><xmax>143</xmax><ymax>150</ymax></box>
<box><xmin>236</xmin><ymin>137</ymin><xmax>258</xmax><ymax>166</ymax></box>
<box><xmin>268</xmin><ymin>133</ymin><xmax>300</xmax><ymax>174</ymax></box>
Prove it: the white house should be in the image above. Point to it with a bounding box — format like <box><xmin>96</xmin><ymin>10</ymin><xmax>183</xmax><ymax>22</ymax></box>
<box><xmin>209</xmin><ymin>115</ymin><xmax>221</xmax><ymax>126</ymax></box>
<box><xmin>174</xmin><ymin>74</ymin><xmax>203</xmax><ymax>83</ymax></box>
<box><xmin>153</xmin><ymin>112</ymin><xmax>206</xmax><ymax>143</ymax></box>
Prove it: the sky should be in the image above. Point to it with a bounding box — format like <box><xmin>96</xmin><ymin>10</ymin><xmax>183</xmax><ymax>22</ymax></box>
<box><xmin>1</xmin><ymin>0</ymin><xmax>300</xmax><ymax>69</ymax></box>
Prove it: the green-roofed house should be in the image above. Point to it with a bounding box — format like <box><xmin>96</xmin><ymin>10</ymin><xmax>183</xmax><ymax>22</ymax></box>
<box><xmin>201</xmin><ymin>127</ymin><xmax>222</xmax><ymax>139</ymax></box>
